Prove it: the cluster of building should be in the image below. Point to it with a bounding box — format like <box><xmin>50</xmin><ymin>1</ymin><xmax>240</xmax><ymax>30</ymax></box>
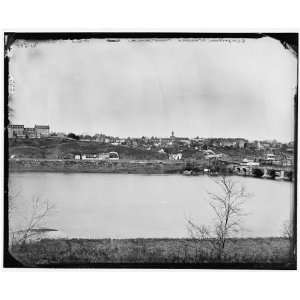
<box><xmin>197</xmin><ymin>137</ymin><xmax>294</xmax><ymax>152</ymax></box>
<box><xmin>258</xmin><ymin>153</ymin><xmax>293</xmax><ymax>167</ymax></box>
<box><xmin>74</xmin><ymin>152</ymin><xmax>119</xmax><ymax>161</ymax></box>
<box><xmin>8</xmin><ymin>124</ymin><xmax>294</xmax><ymax>167</ymax></box>
<box><xmin>8</xmin><ymin>124</ymin><xmax>50</xmax><ymax>139</ymax></box>
<box><xmin>48</xmin><ymin>130</ymin><xmax>294</xmax><ymax>155</ymax></box>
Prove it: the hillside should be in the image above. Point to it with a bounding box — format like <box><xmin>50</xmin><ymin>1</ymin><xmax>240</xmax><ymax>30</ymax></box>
<box><xmin>8</xmin><ymin>138</ymin><xmax>168</xmax><ymax>160</ymax></box>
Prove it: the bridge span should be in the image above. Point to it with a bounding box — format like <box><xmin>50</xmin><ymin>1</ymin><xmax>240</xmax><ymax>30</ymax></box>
<box><xmin>219</xmin><ymin>160</ymin><xmax>294</xmax><ymax>180</ymax></box>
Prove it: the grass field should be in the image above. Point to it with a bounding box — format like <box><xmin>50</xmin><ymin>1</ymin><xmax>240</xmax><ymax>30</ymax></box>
<box><xmin>9</xmin><ymin>237</ymin><xmax>294</xmax><ymax>268</ymax></box>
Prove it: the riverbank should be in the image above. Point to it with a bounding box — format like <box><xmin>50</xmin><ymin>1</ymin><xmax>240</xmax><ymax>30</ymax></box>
<box><xmin>9</xmin><ymin>237</ymin><xmax>294</xmax><ymax>268</ymax></box>
<box><xmin>9</xmin><ymin>159</ymin><xmax>293</xmax><ymax>182</ymax></box>
<box><xmin>9</xmin><ymin>158</ymin><xmax>189</xmax><ymax>174</ymax></box>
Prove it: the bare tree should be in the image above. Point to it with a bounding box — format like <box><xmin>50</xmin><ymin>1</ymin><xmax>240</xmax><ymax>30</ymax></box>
<box><xmin>8</xmin><ymin>185</ymin><xmax>21</xmax><ymax>246</ymax></box>
<box><xmin>281</xmin><ymin>219</ymin><xmax>295</xmax><ymax>262</ymax></box>
<box><xmin>282</xmin><ymin>220</ymin><xmax>293</xmax><ymax>240</ymax></box>
<box><xmin>10</xmin><ymin>195</ymin><xmax>55</xmax><ymax>246</ymax></box>
<box><xmin>187</xmin><ymin>175</ymin><xmax>250</xmax><ymax>260</ymax></box>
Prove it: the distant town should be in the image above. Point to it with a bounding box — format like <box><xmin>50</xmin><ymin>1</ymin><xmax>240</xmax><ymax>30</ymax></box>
<box><xmin>8</xmin><ymin>124</ymin><xmax>294</xmax><ymax>158</ymax></box>
<box><xmin>8</xmin><ymin>124</ymin><xmax>294</xmax><ymax>166</ymax></box>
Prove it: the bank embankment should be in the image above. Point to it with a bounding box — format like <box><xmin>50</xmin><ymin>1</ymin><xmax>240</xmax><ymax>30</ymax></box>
<box><xmin>9</xmin><ymin>159</ymin><xmax>190</xmax><ymax>174</ymax></box>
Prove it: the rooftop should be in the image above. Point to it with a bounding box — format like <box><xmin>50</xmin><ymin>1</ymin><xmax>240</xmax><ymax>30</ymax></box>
<box><xmin>8</xmin><ymin>124</ymin><xmax>24</xmax><ymax>128</ymax></box>
<box><xmin>35</xmin><ymin>125</ymin><xmax>50</xmax><ymax>129</ymax></box>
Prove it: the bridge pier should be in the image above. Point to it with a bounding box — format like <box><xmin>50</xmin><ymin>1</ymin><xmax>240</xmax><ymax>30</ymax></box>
<box><xmin>249</xmin><ymin>167</ymin><xmax>252</xmax><ymax>176</ymax></box>
<box><xmin>229</xmin><ymin>162</ymin><xmax>292</xmax><ymax>180</ymax></box>
<box><xmin>275</xmin><ymin>170</ymin><xmax>285</xmax><ymax>180</ymax></box>
<box><xmin>262</xmin><ymin>168</ymin><xmax>269</xmax><ymax>178</ymax></box>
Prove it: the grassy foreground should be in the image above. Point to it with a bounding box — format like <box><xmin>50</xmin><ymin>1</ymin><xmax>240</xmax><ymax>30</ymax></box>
<box><xmin>9</xmin><ymin>237</ymin><xmax>294</xmax><ymax>268</ymax></box>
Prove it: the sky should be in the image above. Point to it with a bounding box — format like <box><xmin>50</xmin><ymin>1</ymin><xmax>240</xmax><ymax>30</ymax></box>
<box><xmin>8</xmin><ymin>37</ymin><xmax>297</xmax><ymax>142</ymax></box>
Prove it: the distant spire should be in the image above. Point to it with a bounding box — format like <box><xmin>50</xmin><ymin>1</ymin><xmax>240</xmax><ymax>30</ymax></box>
<box><xmin>171</xmin><ymin>130</ymin><xmax>174</xmax><ymax>137</ymax></box>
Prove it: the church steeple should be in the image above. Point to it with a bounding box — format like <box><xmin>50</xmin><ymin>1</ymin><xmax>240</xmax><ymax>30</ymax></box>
<box><xmin>171</xmin><ymin>130</ymin><xmax>175</xmax><ymax>140</ymax></box>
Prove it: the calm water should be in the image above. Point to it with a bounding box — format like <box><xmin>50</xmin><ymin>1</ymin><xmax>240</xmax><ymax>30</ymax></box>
<box><xmin>9</xmin><ymin>173</ymin><xmax>293</xmax><ymax>238</ymax></box>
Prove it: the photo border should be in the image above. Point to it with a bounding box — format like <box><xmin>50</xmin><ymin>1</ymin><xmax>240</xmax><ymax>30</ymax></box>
<box><xmin>3</xmin><ymin>32</ymin><xmax>298</xmax><ymax>269</ymax></box>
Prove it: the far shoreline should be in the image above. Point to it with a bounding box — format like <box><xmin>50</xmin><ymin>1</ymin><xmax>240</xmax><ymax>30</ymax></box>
<box><xmin>8</xmin><ymin>158</ymin><xmax>293</xmax><ymax>181</ymax></box>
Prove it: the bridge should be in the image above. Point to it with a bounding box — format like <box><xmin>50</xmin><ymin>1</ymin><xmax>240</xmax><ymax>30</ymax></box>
<box><xmin>218</xmin><ymin>159</ymin><xmax>294</xmax><ymax>180</ymax></box>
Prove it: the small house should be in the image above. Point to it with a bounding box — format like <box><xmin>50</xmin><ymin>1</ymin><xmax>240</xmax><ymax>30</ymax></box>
<box><xmin>169</xmin><ymin>153</ymin><xmax>183</xmax><ymax>160</ymax></box>
<box><xmin>109</xmin><ymin>152</ymin><xmax>119</xmax><ymax>160</ymax></box>
<box><xmin>82</xmin><ymin>154</ymin><xmax>100</xmax><ymax>160</ymax></box>
<box><xmin>240</xmin><ymin>158</ymin><xmax>259</xmax><ymax>167</ymax></box>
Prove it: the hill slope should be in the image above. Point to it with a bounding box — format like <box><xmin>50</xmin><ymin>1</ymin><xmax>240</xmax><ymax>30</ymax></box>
<box><xmin>8</xmin><ymin>138</ymin><xmax>168</xmax><ymax>160</ymax></box>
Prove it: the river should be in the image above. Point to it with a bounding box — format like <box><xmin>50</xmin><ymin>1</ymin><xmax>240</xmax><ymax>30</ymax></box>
<box><xmin>9</xmin><ymin>173</ymin><xmax>293</xmax><ymax>239</ymax></box>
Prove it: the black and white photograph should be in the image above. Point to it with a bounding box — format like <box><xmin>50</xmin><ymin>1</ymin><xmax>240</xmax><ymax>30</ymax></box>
<box><xmin>3</xmin><ymin>32</ymin><xmax>297</xmax><ymax>269</ymax></box>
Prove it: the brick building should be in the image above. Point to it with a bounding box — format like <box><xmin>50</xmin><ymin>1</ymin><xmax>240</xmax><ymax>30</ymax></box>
<box><xmin>8</xmin><ymin>124</ymin><xmax>50</xmax><ymax>138</ymax></box>
<box><xmin>8</xmin><ymin>125</ymin><xmax>25</xmax><ymax>138</ymax></box>
<box><xmin>34</xmin><ymin>125</ymin><xmax>50</xmax><ymax>138</ymax></box>
<box><xmin>24</xmin><ymin>127</ymin><xmax>35</xmax><ymax>138</ymax></box>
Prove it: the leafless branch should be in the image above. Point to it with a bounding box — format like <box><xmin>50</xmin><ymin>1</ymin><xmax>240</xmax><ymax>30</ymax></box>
<box><xmin>186</xmin><ymin>175</ymin><xmax>250</xmax><ymax>260</ymax></box>
<box><xmin>10</xmin><ymin>196</ymin><xmax>55</xmax><ymax>246</ymax></box>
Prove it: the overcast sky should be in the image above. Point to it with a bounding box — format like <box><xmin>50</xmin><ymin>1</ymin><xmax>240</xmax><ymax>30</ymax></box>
<box><xmin>8</xmin><ymin>37</ymin><xmax>297</xmax><ymax>142</ymax></box>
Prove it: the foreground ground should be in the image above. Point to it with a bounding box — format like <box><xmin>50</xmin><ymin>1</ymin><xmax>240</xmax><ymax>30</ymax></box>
<box><xmin>9</xmin><ymin>237</ymin><xmax>294</xmax><ymax>268</ymax></box>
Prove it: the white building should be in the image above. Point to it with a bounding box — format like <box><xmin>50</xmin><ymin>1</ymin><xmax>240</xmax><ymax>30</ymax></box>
<box><xmin>81</xmin><ymin>154</ymin><xmax>100</xmax><ymax>160</ymax></box>
<box><xmin>240</xmin><ymin>158</ymin><xmax>259</xmax><ymax>166</ymax></box>
<box><xmin>169</xmin><ymin>153</ymin><xmax>183</xmax><ymax>160</ymax></box>
<box><xmin>203</xmin><ymin>150</ymin><xmax>222</xmax><ymax>160</ymax></box>
<box><xmin>266</xmin><ymin>153</ymin><xmax>276</xmax><ymax>161</ymax></box>
<box><xmin>80</xmin><ymin>152</ymin><xmax>119</xmax><ymax>161</ymax></box>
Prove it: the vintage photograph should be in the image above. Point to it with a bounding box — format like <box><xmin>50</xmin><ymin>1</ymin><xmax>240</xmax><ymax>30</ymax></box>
<box><xmin>3</xmin><ymin>33</ymin><xmax>297</xmax><ymax>268</ymax></box>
